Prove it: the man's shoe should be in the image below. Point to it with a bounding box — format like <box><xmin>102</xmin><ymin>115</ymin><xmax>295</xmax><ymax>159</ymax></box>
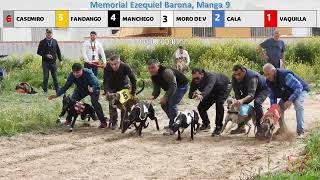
<box><xmin>99</xmin><ymin>123</ymin><xmax>107</xmax><ymax>129</ymax></box>
<box><xmin>297</xmin><ymin>131</ymin><xmax>305</xmax><ymax>139</ymax></box>
<box><xmin>164</xmin><ymin>125</ymin><xmax>171</xmax><ymax>130</ymax></box>
<box><xmin>230</xmin><ymin>126</ymin><xmax>246</xmax><ymax>134</ymax></box>
<box><xmin>211</xmin><ymin>126</ymin><xmax>223</xmax><ymax>137</ymax></box>
<box><xmin>199</xmin><ymin>124</ymin><xmax>211</xmax><ymax>131</ymax></box>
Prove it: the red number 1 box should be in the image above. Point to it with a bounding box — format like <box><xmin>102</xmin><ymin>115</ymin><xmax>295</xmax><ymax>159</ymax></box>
<box><xmin>264</xmin><ymin>10</ymin><xmax>277</xmax><ymax>27</ymax></box>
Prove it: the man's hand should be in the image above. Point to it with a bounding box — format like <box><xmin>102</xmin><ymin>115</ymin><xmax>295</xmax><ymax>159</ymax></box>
<box><xmin>46</xmin><ymin>54</ymin><xmax>53</xmax><ymax>59</ymax></box>
<box><xmin>148</xmin><ymin>96</ymin><xmax>155</xmax><ymax>100</ymax></box>
<box><xmin>284</xmin><ymin>101</ymin><xmax>293</xmax><ymax>110</ymax></box>
<box><xmin>263</xmin><ymin>54</ymin><xmax>269</xmax><ymax>61</ymax></box>
<box><xmin>48</xmin><ymin>95</ymin><xmax>57</xmax><ymax>100</ymax></box>
<box><xmin>235</xmin><ymin>99</ymin><xmax>243</xmax><ymax>107</ymax></box>
<box><xmin>192</xmin><ymin>92</ymin><xmax>199</xmax><ymax>99</ymax></box>
<box><xmin>195</xmin><ymin>94</ymin><xmax>203</xmax><ymax>101</ymax></box>
<box><xmin>88</xmin><ymin>86</ymin><xmax>93</xmax><ymax>93</ymax></box>
<box><xmin>160</xmin><ymin>97</ymin><xmax>167</xmax><ymax>105</ymax></box>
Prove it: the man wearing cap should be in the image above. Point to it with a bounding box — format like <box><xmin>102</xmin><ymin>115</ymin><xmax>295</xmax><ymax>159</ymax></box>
<box><xmin>82</xmin><ymin>31</ymin><xmax>107</xmax><ymax>76</ymax></box>
<box><xmin>48</xmin><ymin>63</ymin><xmax>107</xmax><ymax>128</ymax></box>
<box><xmin>37</xmin><ymin>29</ymin><xmax>62</xmax><ymax>94</ymax></box>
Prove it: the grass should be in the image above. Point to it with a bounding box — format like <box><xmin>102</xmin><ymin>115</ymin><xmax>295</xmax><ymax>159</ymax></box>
<box><xmin>255</xmin><ymin>133</ymin><xmax>320</xmax><ymax>180</ymax></box>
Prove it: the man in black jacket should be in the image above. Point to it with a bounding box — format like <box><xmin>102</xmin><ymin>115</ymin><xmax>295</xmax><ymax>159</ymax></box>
<box><xmin>147</xmin><ymin>59</ymin><xmax>189</xmax><ymax>131</ymax></box>
<box><xmin>103</xmin><ymin>55</ymin><xmax>137</xmax><ymax>128</ymax></box>
<box><xmin>189</xmin><ymin>68</ymin><xmax>231</xmax><ymax>136</ymax></box>
<box><xmin>231</xmin><ymin>64</ymin><xmax>269</xmax><ymax>137</ymax></box>
<box><xmin>37</xmin><ymin>29</ymin><xmax>62</xmax><ymax>94</ymax></box>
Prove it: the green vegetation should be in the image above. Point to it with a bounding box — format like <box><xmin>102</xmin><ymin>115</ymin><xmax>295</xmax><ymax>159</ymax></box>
<box><xmin>256</xmin><ymin>133</ymin><xmax>320</xmax><ymax>180</ymax></box>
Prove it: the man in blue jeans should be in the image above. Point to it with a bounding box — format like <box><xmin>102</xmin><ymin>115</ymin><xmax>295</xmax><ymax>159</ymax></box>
<box><xmin>37</xmin><ymin>29</ymin><xmax>62</xmax><ymax>94</ymax></box>
<box><xmin>147</xmin><ymin>59</ymin><xmax>189</xmax><ymax>133</ymax></box>
<box><xmin>48</xmin><ymin>63</ymin><xmax>107</xmax><ymax>128</ymax></box>
<box><xmin>263</xmin><ymin>63</ymin><xmax>309</xmax><ymax>138</ymax></box>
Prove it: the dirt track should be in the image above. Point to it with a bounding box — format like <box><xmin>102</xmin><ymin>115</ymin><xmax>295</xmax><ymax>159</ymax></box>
<box><xmin>0</xmin><ymin>96</ymin><xmax>319</xmax><ymax>180</ymax></box>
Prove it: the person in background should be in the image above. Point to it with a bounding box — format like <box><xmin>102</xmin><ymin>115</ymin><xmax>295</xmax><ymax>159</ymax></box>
<box><xmin>173</xmin><ymin>46</ymin><xmax>190</xmax><ymax>73</ymax></box>
<box><xmin>231</xmin><ymin>65</ymin><xmax>269</xmax><ymax>138</ymax></box>
<box><xmin>48</xmin><ymin>63</ymin><xmax>107</xmax><ymax>129</ymax></box>
<box><xmin>103</xmin><ymin>55</ymin><xmax>137</xmax><ymax>129</ymax></box>
<box><xmin>147</xmin><ymin>59</ymin><xmax>189</xmax><ymax>133</ymax></box>
<box><xmin>258</xmin><ymin>30</ymin><xmax>285</xmax><ymax>68</ymax></box>
<box><xmin>82</xmin><ymin>31</ymin><xmax>107</xmax><ymax>76</ymax></box>
<box><xmin>37</xmin><ymin>29</ymin><xmax>62</xmax><ymax>95</ymax></box>
<box><xmin>189</xmin><ymin>68</ymin><xmax>231</xmax><ymax>136</ymax></box>
<box><xmin>263</xmin><ymin>63</ymin><xmax>309</xmax><ymax>138</ymax></box>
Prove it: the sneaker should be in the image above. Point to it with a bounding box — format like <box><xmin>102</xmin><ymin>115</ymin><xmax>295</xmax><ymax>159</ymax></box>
<box><xmin>99</xmin><ymin>123</ymin><xmax>107</xmax><ymax>129</ymax></box>
<box><xmin>211</xmin><ymin>126</ymin><xmax>223</xmax><ymax>137</ymax></box>
<box><xmin>297</xmin><ymin>132</ymin><xmax>305</xmax><ymax>139</ymax></box>
<box><xmin>199</xmin><ymin>124</ymin><xmax>211</xmax><ymax>131</ymax></box>
<box><xmin>230</xmin><ymin>126</ymin><xmax>246</xmax><ymax>134</ymax></box>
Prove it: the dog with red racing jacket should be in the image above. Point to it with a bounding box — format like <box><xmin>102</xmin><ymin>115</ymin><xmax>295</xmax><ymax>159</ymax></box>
<box><xmin>260</xmin><ymin>104</ymin><xmax>282</xmax><ymax>142</ymax></box>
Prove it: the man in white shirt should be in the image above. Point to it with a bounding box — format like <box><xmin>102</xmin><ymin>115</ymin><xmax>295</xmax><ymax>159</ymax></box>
<box><xmin>173</xmin><ymin>46</ymin><xmax>190</xmax><ymax>73</ymax></box>
<box><xmin>82</xmin><ymin>31</ymin><xmax>107</xmax><ymax>76</ymax></box>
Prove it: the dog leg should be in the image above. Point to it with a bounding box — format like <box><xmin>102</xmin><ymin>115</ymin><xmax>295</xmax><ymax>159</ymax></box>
<box><xmin>225</xmin><ymin>122</ymin><xmax>236</xmax><ymax>134</ymax></box>
<box><xmin>138</xmin><ymin>123</ymin><xmax>143</xmax><ymax>136</ymax></box>
<box><xmin>221</xmin><ymin>118</ymin><xmax>230</xmax><ymax>134</ymax></box>
<box><xmin>245</xmin><ymin>123</ymin><xmax>252</xmax><ymax>136</ymax></box>
<box><xmin>177</xmin><ymin>130</ymin><xmax>182</xmax><ymax>141</ymax></box>
<box><xmin>191</xmin><ymin>123</ymin><xmax>194</xmax><ymax>140</ymax></box>
<box><xmin>69</xmin><ymin>116</ymin><xmax>77</xmax><ymax>132</ymax></box>
<box><xmin>154</xmin><ymin>117</ymin><xmax>160</xmax><ymax>131</ymax></box>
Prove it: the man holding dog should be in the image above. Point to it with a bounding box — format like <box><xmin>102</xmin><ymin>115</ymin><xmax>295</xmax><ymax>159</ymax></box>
<box><xmin>48</xmin><ymin>63</ymin><xmax>107</xmax><ymax>128</ymax></box>
<box><xmin>263</xmin><ymin>63</ymin><xmax>309</xmax><ymax>138</ymax></box>
<box><xmin>82</xmin><ymin>31</ymin><xmax>107</xmax><ymax>76</ymax></box>
<box><xmin>231</xmin><ymin>65</ymin><xmax>269</xmax><ymax>138</ymax></box>
<box><xmin>103</xmin><ymin>55</ymin><xmax>137</xmax><ymax>129</ymax></box>
<box><xmin>189</xmin><ymin>68</ymin><xmax>231</xmax><ymax>136</ymax></box>
<box><xmin>147</xmin><ymin>59</ymin><xmax>189</xmax><ymax>132</ymax></box>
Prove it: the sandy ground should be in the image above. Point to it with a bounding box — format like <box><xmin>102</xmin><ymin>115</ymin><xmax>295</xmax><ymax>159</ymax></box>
<box><xmin>0</xmin><ymin>96</ymin><xmax>320</xmax><ymax>180</ymax></box>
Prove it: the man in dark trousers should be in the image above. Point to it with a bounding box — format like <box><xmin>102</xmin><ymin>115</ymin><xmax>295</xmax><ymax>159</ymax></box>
<box><xmin>103</xmin><ymin>55</ymin><xmax>137</xmax><ymax>129</ymax></box>
<box><xmin>48</xmin><ymin>63</ymin><xmax>107</xmax><ymax>128</ymax></box>
<box><xmin>231</xmin><ymin>65</ymin><xmax>269</xmax><ymax>138</ymax></box>
<box><xmin>263</xmin><ymin>63</ymin><xmax>309</xmax><ymax>138</ymax></box>
<box><xmin>147</xmin><ymin>59</ymin><xmax>189</xmax><ymax>132</ymax></box>
<box><xmin>189</xmin><ymin>68</ymin><xmax>231</xmax><ymax>136</ymax></box>
<box><xmin>37</xmin><ymin>29</ymin><xmax>62</xmax><ymax>95</ymax></box>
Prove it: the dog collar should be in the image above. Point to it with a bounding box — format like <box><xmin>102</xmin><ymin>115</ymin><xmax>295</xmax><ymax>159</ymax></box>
<box><xmin>227</xmin><ymin>111</ymin><xmax>239</xmax><ymax>114</ymax></box>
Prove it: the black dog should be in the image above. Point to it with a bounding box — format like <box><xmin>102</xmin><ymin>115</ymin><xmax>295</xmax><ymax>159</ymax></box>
<box><xmin>171</xmin><ymin>110</ymin><xmax>200</xmax><ymax>140</ymax></box>
<box><xmin>57</xmin><ymin>95</ymin><xmax>97</xmax><ymax>132</ymax></box>
<box><xmin>122</xmin><ymin>101</ymin><xmax>159</xmax><ymax>136</ymax></box>
<box><xmin>106</xmin><ymin>80</ymin><xmax>145</xmax><ymax>130</ymax></box>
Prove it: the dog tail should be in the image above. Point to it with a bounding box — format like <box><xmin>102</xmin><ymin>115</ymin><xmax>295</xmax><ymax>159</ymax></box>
<box><xmin>135</xmin><ymin>79</ymin><xmax>145</xmax><ymax>95</ymax></box>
